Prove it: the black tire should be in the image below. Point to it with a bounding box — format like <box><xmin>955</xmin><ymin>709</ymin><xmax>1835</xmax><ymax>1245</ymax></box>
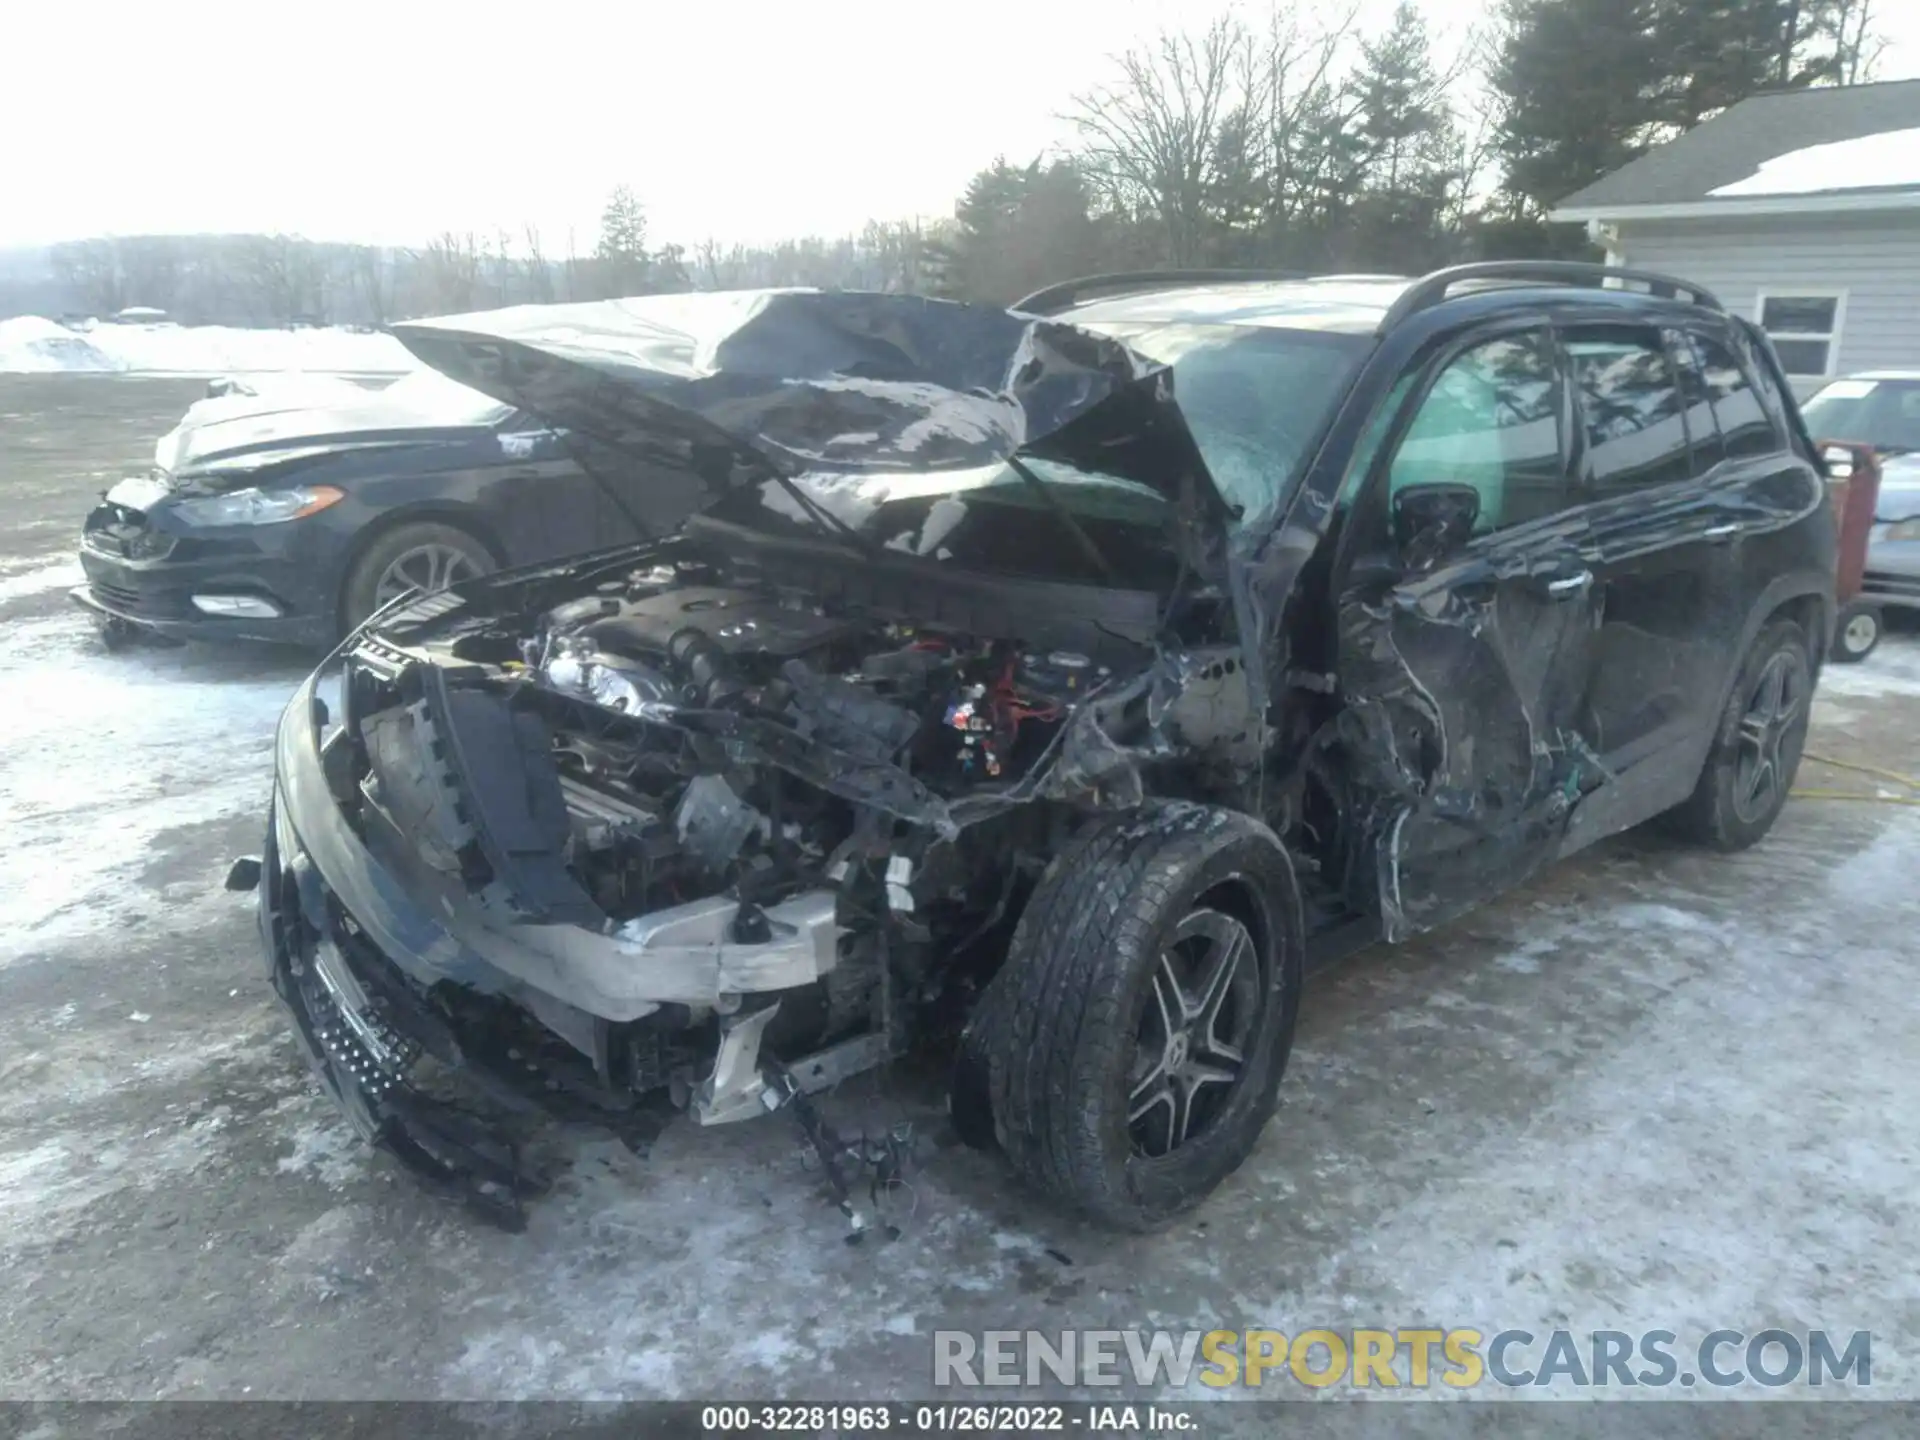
<box><xmin>1665</xmin><ymin>617</ymin><xmax>1812</xmax><ymax>852</ymax></box>
<box><xmin>982</xmin><ymin>804</ymin><xmax>1303</xmax><ymax>1231</ymax></box>
<box><xmin>1829</xmin><ymin>601</ymin><xmax>1881</xmax><ymax>664</ymax></box>
<box><xmin>341</xmin><ymin>521</ymin><xmax>495</xmax><ymax>633</ymax></box>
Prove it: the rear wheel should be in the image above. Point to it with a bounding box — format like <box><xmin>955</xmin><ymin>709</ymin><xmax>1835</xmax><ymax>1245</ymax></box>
<box><xmin>1665</xmin><ymin>618</ymin><xmax>1812</xmax><ymax>852</ymax></box>
<box><xmin>341</xmin><ymin>522</ymin><xmax>494</xmax><ymax>634</ymax></box>
<box><xmin>1829</xmin><ymin>601</ymin><xmax>1881</xmax><ymax>664</ymax></box>
<box><xmin>980</xmin><ymin>805</ymin><xmax>1302</xmax><ymax>1230</ymax></box>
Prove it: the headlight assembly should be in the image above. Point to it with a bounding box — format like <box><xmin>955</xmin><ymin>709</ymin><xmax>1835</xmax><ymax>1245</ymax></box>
<box><xmin>171</xmin><ymin>485</ymin><xmax>344</xmax><ymax>526</ymax></box>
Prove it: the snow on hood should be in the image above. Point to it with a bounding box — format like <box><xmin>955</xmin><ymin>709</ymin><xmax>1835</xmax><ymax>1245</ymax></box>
<box><xmin>391</xmin><ymin>290</ymin><xmax>1228</xmax><ymax>519</ymax></box>
<box><xmin>156</xmin><ymin>369</ymin><xmax>511</xmax><ymax>476</ymax></box>
<box><xmin>0</xmin><ymin>315</ymin><xmax>416</xmax><ymax>376</ymax></box>
<box><xmin>1710</xmin><ymin>127</ymin><xmax>1920</xmax><ymax>198</ymax></box>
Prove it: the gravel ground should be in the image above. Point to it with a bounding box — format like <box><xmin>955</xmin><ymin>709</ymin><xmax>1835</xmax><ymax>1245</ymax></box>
<box><xmin>2</xmin><ymin>373</ymin><xmax>1917</xmax><ymax>1412</ymax></box>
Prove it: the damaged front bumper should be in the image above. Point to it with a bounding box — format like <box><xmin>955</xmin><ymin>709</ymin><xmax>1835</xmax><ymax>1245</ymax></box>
<box><xmin>259</xmin><ymin>665</ymin><xmax>873</xmax><ymax>1224</ymax></box>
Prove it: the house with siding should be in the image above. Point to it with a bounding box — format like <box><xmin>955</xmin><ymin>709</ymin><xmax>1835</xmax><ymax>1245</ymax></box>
<box><xmin>1551</xmin><ymin>79</ymin><xmax>1920</xmax><ymax>397</ymax></box>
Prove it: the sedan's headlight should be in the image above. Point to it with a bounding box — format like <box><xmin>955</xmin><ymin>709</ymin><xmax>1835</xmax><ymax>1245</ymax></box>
<box><xmin>1883</xmin><ymin>518</ymin><xmax>1920</xmax><ymax>542</ymax></box>
<box><xmin>171</xmin><ymin>485</ymin><xmax>344</xmax><ymax>526</ymax></box>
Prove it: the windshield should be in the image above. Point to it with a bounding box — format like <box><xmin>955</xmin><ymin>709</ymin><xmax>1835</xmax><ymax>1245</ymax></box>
<box><xmin>1082</xmin><ymin>323</ymin><xmax>1368</xmax><ymax>529</ymax></box>
<box><xmin>712</xmin><ymin>322</ymin><xmax>1367</xmax><ymax>587</ymax></box>
<box><xmin>374</xmin><ymin>368</ymin><xmax>516</xmax><ymax>427</ymax></box>
<box><xmin>1801</xmin><ymin>378</ymin><xmax>1920</xmax><ymax>454</ymax></box>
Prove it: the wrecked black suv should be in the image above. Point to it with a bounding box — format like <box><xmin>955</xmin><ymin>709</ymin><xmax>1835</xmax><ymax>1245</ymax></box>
<box><xmin>247</xmin><ymin>266</ymin><xmax>1835</xmax><ymax>1231</ymax></box>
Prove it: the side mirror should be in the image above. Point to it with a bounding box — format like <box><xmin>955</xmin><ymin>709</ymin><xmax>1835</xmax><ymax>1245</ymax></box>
<box><xmin>1392</xmin><ymin>482</ymin><xmax>1480</xmax><ymax>566</ymax></box>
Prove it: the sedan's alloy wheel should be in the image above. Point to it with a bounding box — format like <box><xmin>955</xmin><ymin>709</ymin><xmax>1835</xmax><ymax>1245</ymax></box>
<box><xmin>374</xmin><ymin>543</ymin><xmax>483</xmax><ymax>604</ymax></box>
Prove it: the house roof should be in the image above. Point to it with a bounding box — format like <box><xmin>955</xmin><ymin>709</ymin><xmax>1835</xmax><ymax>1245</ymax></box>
<box><xmin>1551</xmin><ymin>79</ymin><xmax>1920</xmax><ymax>223</ymax></box>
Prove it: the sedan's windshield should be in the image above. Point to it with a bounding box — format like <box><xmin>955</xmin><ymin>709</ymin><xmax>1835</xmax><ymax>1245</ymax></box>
<box><xmin>1801</xmin><ymin>378</ymin><xmax>1920</xmax><ymax>454</ymax></box>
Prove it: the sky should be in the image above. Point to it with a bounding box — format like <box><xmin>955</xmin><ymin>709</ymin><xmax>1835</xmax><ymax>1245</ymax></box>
<box><xmin>7</xmin><ymin>0</ymin><xmax>1919</xmax><ymax>254</ymax></box>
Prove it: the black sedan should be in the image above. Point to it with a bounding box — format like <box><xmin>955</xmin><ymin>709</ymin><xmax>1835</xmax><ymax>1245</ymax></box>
<box><xmin>70</xmin><ymin>369</ymin><xmax>691</xmax><ymax>648</ymax></box>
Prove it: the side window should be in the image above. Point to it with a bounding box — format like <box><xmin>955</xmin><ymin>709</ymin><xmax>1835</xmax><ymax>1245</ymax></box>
<box><xmin>1888</xmin><ymin>386</ymin><xmax>1920</xmax><ymax>452</ymax></box>
<box><xmin>1667</xmin><ymin>329</ymin><xmax>1724</xmax><ymax>474</ymax></box>
<box><xmin>1690</xmin><ymin>331</ymin><xmax>1778</xmax><ymax>460</ymax></box>
<box><xmin>1387</xmin><ymin>331</ymin><xmax>1565</xmax><ymax>534</ymax></box>
<box><xmin>1563</xmin><ymin>325</ymin><xmax>1689</xmax><ymax>492</ymax></box>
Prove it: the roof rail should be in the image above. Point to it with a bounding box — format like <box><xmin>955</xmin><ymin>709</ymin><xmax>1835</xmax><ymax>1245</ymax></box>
<box><xmin>1012</xmin><ymin>268</ymin><xmax>1307</xmax><ymax>316</ymax></box>
<box><xmin>1378</xmin><ymin>261</ymin><xmax>1723</xmax><ymax>333</ymax></box>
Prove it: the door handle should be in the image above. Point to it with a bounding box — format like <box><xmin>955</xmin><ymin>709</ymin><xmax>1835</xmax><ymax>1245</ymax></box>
<box><xmin>1703</xmin><ymin>522</ymin><xmax>1740</xmax><ymax>540</ymax></box>
<box><xmin>1545</xmin><ymin>570</ymin><xmax>1593</xmax><ymax>598</ymax></box>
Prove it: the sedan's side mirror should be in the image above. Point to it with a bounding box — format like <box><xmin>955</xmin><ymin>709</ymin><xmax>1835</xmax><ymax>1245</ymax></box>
<box><xmin>1392</xmin><ymin>482</ymin><xmax>1481</xmax><ymax>567</ymax></box>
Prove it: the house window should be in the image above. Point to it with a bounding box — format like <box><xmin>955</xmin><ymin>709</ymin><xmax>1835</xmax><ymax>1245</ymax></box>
<box><xmin>1754</xmin><ymin>291</ymin><xmax>1845</xmax><ymax>378</ymax></box>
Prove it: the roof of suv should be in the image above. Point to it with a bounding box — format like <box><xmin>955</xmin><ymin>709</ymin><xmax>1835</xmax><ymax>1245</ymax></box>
<box><xmin>1065</xmin><ymin>278</ymin><xmax>1412</xmax><ymax>333</ymax></box>
<box><xmin>1030</xmin><ymin>263</ymin><xmax>1727</xmax><ymax>337</ymax></box>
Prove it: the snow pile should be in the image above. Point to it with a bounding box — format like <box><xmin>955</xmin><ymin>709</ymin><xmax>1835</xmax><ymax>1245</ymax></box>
<box><xmin>0</xmin><ymin>316</ymin><xmax>122</xmax><ymax>373</ymax></box>
<box><xmin>0</xmin><ymin>316</ymin><xmax>415</xmax><ymax>376</ymax></box>
<box><xmin>1712</xmin><ymin>126</ymin><xmax>1920</xmax><ymax>198</ymax></box>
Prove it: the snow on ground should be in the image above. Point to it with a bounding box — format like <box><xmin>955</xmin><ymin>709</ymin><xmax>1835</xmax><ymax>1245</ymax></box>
<box><xmin>0</xmin><ymin>316</ymin><xmax>119</xmax><ymax>373</ymax></box>
<box><xmin>0</xmin><ymin>554</ymin><xmax>84</xmax><ymax>604</ymax></box>
<box><xmin>0</xmin><ymin>614</ymin><xmax>308</xmax><ymax>963</ymax></box>
<box><xmin>1711</xmin><ymin>125</ymin><xmax>1920</xmax><ymax>197</ymax></box>
<box><xmin>0</xmin><ymin>315</ymin><xmax>414</xmax><ymax>377</ymax></box>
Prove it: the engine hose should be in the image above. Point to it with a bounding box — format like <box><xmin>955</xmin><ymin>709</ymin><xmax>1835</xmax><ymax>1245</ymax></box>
<box><xmin>666</xmin><ymin>627</ymin><xmax>744</xmax><ymax>708</ymax></box>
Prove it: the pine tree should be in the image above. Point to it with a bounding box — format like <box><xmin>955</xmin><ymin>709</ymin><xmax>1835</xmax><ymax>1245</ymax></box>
<box><xmin>934</xmin><ymin>158</ymin><xmax>1105</xmax><ymax>304</ymax></box>
<box><xmin>1655</xmin><ymin>0</ymin><xmax>1800</xmax><ymax>130</ymax></box>
<box><xmin>1491</xmin><ymin>0</ymin><xmax>1665</xmax><ymax>217</ymax></box>
<box><xmin>1347</xmin><ymin>2</ymin><xmax>1456</xmax><ymax>270</ymax></box>
<box><xmin>594</xmin><ymin>185</ymin><xmax>652</xmax><ymax>297</ymax></box>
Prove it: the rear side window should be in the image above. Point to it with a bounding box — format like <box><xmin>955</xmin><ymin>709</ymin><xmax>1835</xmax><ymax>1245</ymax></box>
<box><xmin>1690</xmin><ymin>332</ymin><xmax>1779</xmax><ymax>461</ymax></box>
<box><xmin>1668</xmin><ymin>328</ymin><xmax>1724</xmax><ymax>474</ymax></box>
<box><xmin>1563</xmin><ymin>325</ymin><xmax>1689</xmax><ymax>492</ymax></box>
<box><xmin>1387</xmin><ymin>331</ymin><xmax>1565</xmax><ymax>533</ymax></box>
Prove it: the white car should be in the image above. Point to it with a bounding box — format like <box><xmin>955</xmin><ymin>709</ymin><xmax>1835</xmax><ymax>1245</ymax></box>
<box><xmin>1800</xmin><ymin>372</ymin><xmax>1920</xmax><ymax>661</ymax></box>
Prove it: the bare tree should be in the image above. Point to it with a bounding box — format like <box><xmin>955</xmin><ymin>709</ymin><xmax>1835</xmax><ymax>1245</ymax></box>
<box><xmin>49</xmin><ymin>240</ymin><xmax>125</xmax><ymax>316</ymax></box>
<box><xmin>694</xmin><ymin>236</ymin><xmax>745</xmax><ymax>289</ymax></box>
<box><xmin>1068</xmin><ymin>17</ymin><xmax>1248</xmax><ymax>264</ymax></box>
<box><xmin>350</xmin><ymin>245</ymin><xmax>391</xmax><ymax>325</ymax></box>
<box><xmin>421</xmin><ymin>231</ymin><xmax>483</xmax><ymax>313</ymax></box>
<box><xmin>1825</xmin><ymin>0</ymin><xmax>1886</xmax><ymax>83</ymax></box>
<box><xmin>524</xmin><ymin>224</ymin><xmax>555</xmax><ymax>303</ymax></box>
<box><xmin>233</xmin><ymin>234</ymin><xmax>325</xmax><ymax>324</ymax></box>
<box><xmin>116</xmin><ymin>236</ymin><xmax>182</xmax><ymax>312</ymax></box>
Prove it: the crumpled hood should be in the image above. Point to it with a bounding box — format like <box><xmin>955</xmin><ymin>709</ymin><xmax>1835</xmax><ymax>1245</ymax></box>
<box><xmin>391</xmin><ymin>290</ymin><xmax>1228</xmax><ymax>521</ymax></box>
<box><xmin>156</xmin><ymin>389</ymin><xmax>489</xmax><ymax>480</ymax></box>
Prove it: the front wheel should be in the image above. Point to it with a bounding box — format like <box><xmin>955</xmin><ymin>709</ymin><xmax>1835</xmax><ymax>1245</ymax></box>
<box><xmin>983</xmin><ymin>806</ymin><xmax>1303</xmax><ymax>1230</ymax></box>
<box><xmin>341</xmin><ymin>522</ymin><xmax>494</xmax><ymax>634</ymax></box>
<box><xmin>1665</xmin><ymin>617</ymin><xmax>1812</xmax><ymax>852</ymax></box>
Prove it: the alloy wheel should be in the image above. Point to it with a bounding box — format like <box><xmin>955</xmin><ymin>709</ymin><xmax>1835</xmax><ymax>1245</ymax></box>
<box><xmin>373</xmin><ymin>543</ymin><xmax>481</xmax><ymax>606</ymax></box>
<box><xmin>1126</xmin><ymin>907</ymin><xmax>1263</xmax><ymax>1158</ymax></box>
<box><xmin>1731</xmin><ymin>650</ymin><xmax>1806</xmax><ymax>823</ymax></box>
<box><xmin>1843</xmin><ymin>610</ymin><xmax>1878</xmax><ymax>655</ymax></box>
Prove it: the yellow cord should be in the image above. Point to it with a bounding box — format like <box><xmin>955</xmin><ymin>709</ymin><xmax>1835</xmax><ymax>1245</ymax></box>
<box><xmin>1791</xmin><ymin>750</ymin><xmax>1920</xmax><ymax>806</ymax></box>
<box><xmin>1790</xmin><ymin>787</ymin><xmax>1920</xmax><ymax>807</ymax></box>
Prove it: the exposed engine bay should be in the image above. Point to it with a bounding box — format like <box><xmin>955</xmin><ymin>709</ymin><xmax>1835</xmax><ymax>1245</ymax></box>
<box><xmin>312</xmin><ymin>533</ymin><xmax>1262</xmax><ymax>1225</ymax></box>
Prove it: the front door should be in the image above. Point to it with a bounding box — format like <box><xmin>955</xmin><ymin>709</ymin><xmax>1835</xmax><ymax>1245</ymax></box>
<box><xmin>1333</xmin><ymin>325</ymin><xmax>1606</xmax><ymax>940</ymax></box>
